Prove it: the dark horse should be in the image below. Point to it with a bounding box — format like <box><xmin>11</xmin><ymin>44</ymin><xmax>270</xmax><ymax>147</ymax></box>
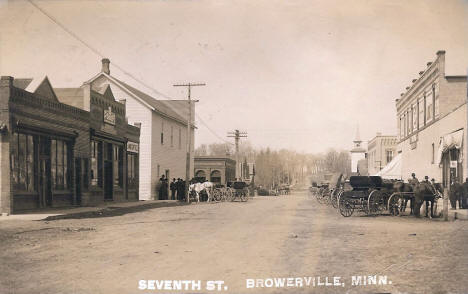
<box><xmin>414</xmin><ymin>182</ymin><xmax>443</xmax><ymax>218</ymax></box>
<box><xmin>393</xmin><ymin>181</ymin><xmax>414</xmax><ymax>214</ymax></box>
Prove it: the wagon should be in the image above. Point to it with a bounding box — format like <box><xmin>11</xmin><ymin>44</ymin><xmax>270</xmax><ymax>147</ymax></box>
<box><xmin>231</xmin><ymin>181</ymin><xmax>249</xmax><ymax>202</ymax></box>
<box><xmin>338</xmin><ymin>176</ymin><xmax>390</xmax><ymax>217</ymax></box>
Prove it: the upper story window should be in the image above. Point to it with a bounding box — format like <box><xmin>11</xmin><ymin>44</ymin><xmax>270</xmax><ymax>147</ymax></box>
<box><xmin>412</xmin><ymin>104</ymin><xmax>417</xmax><ymax>131</ymax></box>
<box><xmin>418</xmin><ymin>96</ymin><xmax>425</xmax><ymax>128</ymax></box>
<box><xmin>433</xmin><ymin>83</ymin><xmax>439</xmax><ymax>118</ymax></box>
<box><xmin>170</xmin><ymin>126</ymin><xmax>174</xmax><ymax>147</ymax></box>
<box><xmin>178</xmin><ymin>128</ymin><xmax>182</xmax><ymax>149</ymax></box>
<box><xmin>161</xmin><ymin>120</ymin><xmax>164</xmax><ymax>145</ymax></box>
<box><xmin>386</xmin><ymin>150</ymin><xmax>394</xmax><ymax>164</ymax></box>
<box><xmin>426</xmin><ymin>90</ymin><xmax>433</xmax><ymax>123</ymax></box>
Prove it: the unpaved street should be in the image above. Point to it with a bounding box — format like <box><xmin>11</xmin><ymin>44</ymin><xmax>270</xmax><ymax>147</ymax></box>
<box><xmin>1</xmin><ymin>190</ymin><xmax>468</xmax><ymax>294</ymax></box>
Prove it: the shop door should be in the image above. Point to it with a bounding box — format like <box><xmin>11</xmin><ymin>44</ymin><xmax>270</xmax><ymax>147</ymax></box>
<box><xmin>38</xmin><ymin>137</ymin><xmax>52</xmax><ymax>207</ymax></box>
<box><xmin>104</xmin><ymin>161</ymin><xmax>113</xmax><ymax>200</ymax></box>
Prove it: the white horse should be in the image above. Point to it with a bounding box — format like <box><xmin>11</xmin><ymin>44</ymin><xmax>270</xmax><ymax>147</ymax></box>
<box><xmin>189</xmin><ymin>181</ymin><xmax>215</xmax><ymax>202</ymax></box>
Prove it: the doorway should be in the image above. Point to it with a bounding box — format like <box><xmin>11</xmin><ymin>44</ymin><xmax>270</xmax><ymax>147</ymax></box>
<box><xmin>38</xmin><ymin>137</ymin><xmax>52</xmax><ymax>207</ymax></box>
<box><xmin>104</xmin><ymin>161</ymin><xmax>113</xmax><ymax>200</ymax></box>
<box><xmin>75</xmin><ymin>158</ymin><xmax>82</xmax><ymax>205</ymax></box>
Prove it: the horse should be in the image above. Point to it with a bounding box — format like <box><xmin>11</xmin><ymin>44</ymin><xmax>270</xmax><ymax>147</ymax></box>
<box><xmin>393</xmin><ymin>181</ymin><xmax>414</xmax><ymax>214</ymax></box>
<box><xmin>413</xmin><ymin>181</ymin><xmax>443</xmax><ymax>218</ymax></box>
<box><xmin>188</xmin><ymin>181</ymin><xmax>215</xmax><ymax>202</ymax></box>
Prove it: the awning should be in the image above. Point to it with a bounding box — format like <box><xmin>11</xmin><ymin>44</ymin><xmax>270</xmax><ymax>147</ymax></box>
<box><xmin>374</xmin><ymin>153</ymin><xmax>402</xmax><ymax>180</ymax></box>
<box><xmin>436</xmin><ymin>129</ymin><xmax>464</xmax><ymax>164</ymax></box>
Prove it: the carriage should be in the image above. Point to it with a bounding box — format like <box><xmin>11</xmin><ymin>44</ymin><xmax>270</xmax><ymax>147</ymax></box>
<box><xmin>338</xmin><ymin>176</ymin><xmax>392</xmax><ymax>217</ymax></box>
<box><xmin>386</xmin><ymin>181</ymin><xmax>443</xmax><ymax>216</ymax></box>
<box><xmin>230</xmin><ymin>181</ymin><xmax>249</xmax><ymax>202</ymax></box>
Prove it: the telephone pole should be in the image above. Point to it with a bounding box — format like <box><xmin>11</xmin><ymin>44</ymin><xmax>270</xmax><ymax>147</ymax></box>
<box><xmin>173</xmin><ymin>82</ymin><xmax>205</xmax><ymax>203</ymax></box>
<box><xmin>227</xmin><ymin>129</ymin><xmax>248</xmax><ymax>179</ymax></box>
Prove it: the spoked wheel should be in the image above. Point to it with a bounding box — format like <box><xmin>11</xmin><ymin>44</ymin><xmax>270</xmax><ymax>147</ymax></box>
<box><xmin>316</xmin><ymin>191</ymin><xmax>324</xmax><ymax>204</ymax></box>
<box><xmin>225</xmin><ymin>189</ymin><xmax>233</xmax><ymax>202</ymax></box>
<box><xmin>387</xmin><ymin>193</ymin><xmax>401</xmax><ymax>216</ymax></box>
<box><xmin>213</xmin><ymin>189</ymin><xmax>222</xmax><ymax>202</ymax></box>
<box><xmin>368</xmin><ymin>190</ymin><xmax>385</xmax><ymax>215</ymax></box>
<box><xmin>339</xmin><ymin>195</ymin><xmax>354</xmax><ymax>217</ymax></box>
<box><xmin>241</xmin><ymin>189</ymin><xmax>248</xmax><ymax>202</ymax></box>
<box><xmin>330</xmin><ymin>190</ymin><xmax>339</xmax><ymax>209</ymax></box>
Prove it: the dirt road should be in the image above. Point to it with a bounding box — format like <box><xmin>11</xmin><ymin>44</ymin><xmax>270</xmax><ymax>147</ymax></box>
<box><xmin>1</xmin><ymin>191</ymin><xmax>468</xmax><ymax>294</ymax></box>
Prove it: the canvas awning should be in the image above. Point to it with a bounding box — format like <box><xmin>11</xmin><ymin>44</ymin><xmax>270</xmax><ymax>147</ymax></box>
<box><xmin>374</xmin><ymin>153</ymin><xmax>402</xmax><ymax>180</ymax></box>
<box><xmin>436</xmin><ymin>129</ymin><xmax>464</xmax><ymax>164</ymax></box>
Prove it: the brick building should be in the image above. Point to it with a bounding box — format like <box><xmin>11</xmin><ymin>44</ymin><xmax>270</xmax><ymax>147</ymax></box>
<box><xmin>0</xmin><ymin>75</ymin><xmax>140</xmax><ymax>214</ymax></box>
<box><xmin>396</xmin><ymin>50</ymin><xmax>467</xmax><ymax>186</ymax></box>
<box><xmin>79</xmin><ymin>59</ymin><xmax>195</xmax><ymax>200</ymax></box>
<box><xmin>194</xmin><ymin>156</ymin><xmax>236</xmax><ymax>186</ymax></box>
<box><xmin>367</xmin><ymin>133</ymin><xmax>398</xmax><ymax>175</ymax></box>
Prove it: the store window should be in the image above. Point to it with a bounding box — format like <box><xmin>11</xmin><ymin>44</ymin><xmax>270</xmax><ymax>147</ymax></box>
<box><xmin>127</xmin><ymin>153</ymin><xmax>138</xmax><ymax>189</ymax></box>
<box><xmin>113</xmin><ymin>145</ymin><xmax>123</xmax><ymax>187</ymax></box>
<box><xmin>91</xmin><ymin>140</ymin><xmax>102</xmax><ymax>187</ymax></box>
<box><xmin>10</xmin><ymin>132</ymin><xmax>35</xmax><ymax>192</ymax></box>
<box><xmin>51</xmin><ymin>139</ymin><xmax>70</xmax><ymax>190</ymax></box>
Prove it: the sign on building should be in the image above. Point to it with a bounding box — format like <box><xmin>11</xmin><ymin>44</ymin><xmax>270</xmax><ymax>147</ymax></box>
<box><xmin>104</xmin><ymin>106</ymin><xmax>116</xmax><ymax>125</ymax></box>
<box><xmin>127</xmin><ymin>141</ymin><xmax>139</xmax><ymax>153</ymax></box>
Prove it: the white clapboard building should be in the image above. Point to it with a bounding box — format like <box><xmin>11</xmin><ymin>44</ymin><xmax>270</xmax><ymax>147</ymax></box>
<box><xmin>81</xmin><ymin>59</ymin><xmax>195</xmax><ymax>200</ymax></box>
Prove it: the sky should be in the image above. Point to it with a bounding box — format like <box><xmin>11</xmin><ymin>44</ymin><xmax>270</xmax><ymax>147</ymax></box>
<box><xmin>1</xmin><ymin>0</ymin><xmax>468</xmax><ymax>153</ymax></box>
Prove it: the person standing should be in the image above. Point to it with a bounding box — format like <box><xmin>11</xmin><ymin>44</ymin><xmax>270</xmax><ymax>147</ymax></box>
<box><xmin>158</xmin><ymin>175</ymin><xmax>166</xmax><ymax>200</ymax></box>
<box><xmin>170</xmin><ymin>178</ymin><xmax>177</xmax><ymax>200</ymax></box>
<box><xmin>461</xmin><ymin>178</ymin><xmax>468</xmax><ymax>209</ymax></box>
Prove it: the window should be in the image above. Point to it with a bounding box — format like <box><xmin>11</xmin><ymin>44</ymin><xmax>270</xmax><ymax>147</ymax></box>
<box><xmin>170</xmin><ymin>126</ymin><xmax>174</xmax><ymax>147</ymax></box>
<box><xmin>91</xmin><ymin>140</ymin><xmax>102</xmax><ymax>187</ymax></box>
<box><xmin>113</xmin><ymin>145</ymin><xmax>123</xmax><ymax>187</ymax></box>
<box><xmin>127</xmin><ymin>153</ymin><xmax>138</xmax><ymax>189</ymax></box>
<box><xmin>178</xmin><ymin>128</ymin><xmax>182</xmax><ymax>149</ymax></box>
<box><xmin>386</xmin><ymin>150</ymin><xmax>393</xmax><ymax>164</ymax></box>
<box><xmin>10</xmin><ymin>133</ymin><xmax>35</xmax><ymax>192</ymax></box>
<box><xmin>51</xmin><ymin>139</ymin><xmax>70</xmax><ymax>190</ymax></box>
<box><xmin>418</xmin><ymin>97</ymin><xmax>424</xmax><ymax>128</ymax></box>
<box><xmin>426</xmin><ymin>90</ymin><xmax>433</xmax><ymax>123</ymax></box>
<box><xmin>161</xmin><ymin>121</ymin><xmax>164</xmax><ymax>145</ymax></box>
<box><xmin>412</xmin><ymin>104</ymin><xmax>417</xmax><ymax>131</ymax></box>
<box><xmin>400</xmin><ymin>115</ymin><xmax>404</xmax><ymax>139</ymax></box>
<box><xmin>432</xmin><ymin>143</ymin><xmax>435</xmax><ymax>164</ymax></box>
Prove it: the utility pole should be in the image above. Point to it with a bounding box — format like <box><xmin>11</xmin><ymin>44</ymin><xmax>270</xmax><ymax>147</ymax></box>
<box><xmin>173</xmin><ymin>82</ymin><xmax>205</xmax><ymax>203</ymax></box>
<box><xmin>227</xmin><ymin>129</ymin><xmax>247</xmax><ymax>180</ymax></box>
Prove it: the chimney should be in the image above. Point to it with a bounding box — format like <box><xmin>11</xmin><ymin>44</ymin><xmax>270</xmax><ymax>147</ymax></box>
<box><xmin>427</xmin><ymin>62</ymin><xmax>432</xmax><ymax>67</ymax></box>
<box><xmin>134</xmin><ymin>122</ymin><xmax>142</xmax><ymax>128</ymax></box>
<box><xmin>412</xmin><ymin>79</ymin><xmax>417</xmax><ymax>83</ymax></box>
<box><xmin>436</xmin><ymin>50</ymin><xmax>446</xmax><ymax>57</ymax></box>
<box><xmin>101</xmin><ymin>58</ymin><xmax>110</xmax><ymax>75</ymax></box>
<box><xmin>419</xmin><ymin>71</ymin><xmax>424</xmax><ymax>75</ymax></box>
<box><xmin>0</xmin><ymin>76</ymin><xmax>13</xmax><ymax>88</ymax></box>
<box><xmin>118</xmin><ymin>99</ymin><xmax>126</xmax><ymax>105</ymax></box>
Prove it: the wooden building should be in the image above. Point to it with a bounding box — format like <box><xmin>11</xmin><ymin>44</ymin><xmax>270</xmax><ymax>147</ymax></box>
<box><xmin>0</xmin><ymin>75</ymin><xmax>140</xmax><ymax>214</ymax></box>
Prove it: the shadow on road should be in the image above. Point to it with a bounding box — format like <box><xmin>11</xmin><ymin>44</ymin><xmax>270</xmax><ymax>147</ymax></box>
<box><xmin>41</xmin><ymin>202</ymin><xmax>190</xmax><ymax>221</ymax></box>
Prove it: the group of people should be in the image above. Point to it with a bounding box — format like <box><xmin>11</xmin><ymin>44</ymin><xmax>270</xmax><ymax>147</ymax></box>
<box><xmin>156</xmin><ymin>175</ymin><xmax>187</xmax><ymax>201</ymax></box>
<box><xmin>409</xmin><ymin>173</ymin><xmax>468</xmax><ymax>210</ymax></box>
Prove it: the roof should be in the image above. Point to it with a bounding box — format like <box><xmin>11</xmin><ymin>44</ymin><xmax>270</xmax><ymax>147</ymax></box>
<box><xmin>116</xmin><ymin>79</ymin><xmax>189</xmax><ymax>124</ymax></box>
<box><xmin>54</xmin><ymin>87</ymin><xmax>85</xmax><ymax>109</ymax></box>
<box><xmin>350</xmin><ymin>147</ymin><xmax>366</xmax><ymax>153</ymax></box>
<box><xmin>12</xmin><ymin>78</ymin><xmax>33</xmax><ymax>90</ymax></box>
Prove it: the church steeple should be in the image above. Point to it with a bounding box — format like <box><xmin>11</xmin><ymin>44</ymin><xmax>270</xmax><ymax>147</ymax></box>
<box><xmin>353</xmin><ymin>125</ymin><xmax>362</xmax><ymax>148</ymax></box>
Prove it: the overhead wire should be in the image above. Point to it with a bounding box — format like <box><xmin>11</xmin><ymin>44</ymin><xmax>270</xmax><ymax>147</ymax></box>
<box><xmin>27</xmin><ymin>0</ymin><xmax>235</xmax><ymax>146</ymax></box>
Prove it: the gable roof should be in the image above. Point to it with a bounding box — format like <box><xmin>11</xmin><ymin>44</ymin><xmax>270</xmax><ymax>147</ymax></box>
<box><xmin>26</xmin><ymin>76</ymin><xmax>59</xmax><ymax>101</ymax></box>
<box><xmin>85</xmin><ymin>72</ymin><xmax>192</xmax><ymax>126</ymax></box>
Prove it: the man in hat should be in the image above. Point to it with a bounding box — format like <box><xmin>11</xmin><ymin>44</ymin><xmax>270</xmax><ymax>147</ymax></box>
<box><xmin>170</xmin><ymin>178</ymin><xmax>177</xmax><ymax>200</ymax></box>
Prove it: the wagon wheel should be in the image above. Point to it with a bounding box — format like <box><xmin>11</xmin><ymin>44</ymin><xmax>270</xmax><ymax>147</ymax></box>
<box><xmin>241</xmin><ymin>189</ymin><xmax>248</xmax><ymax>202</ymax></box>
<box><xmin>330</xmin><ymin>190</ymin><xmax>339</xmax><ymax>209</ymax></box>
<box><xmin>387</xmin><ymin>193</ymin><xmax>401</xmax><ymax>216</ymax></box>
<box><xmin>226</xmin><ymin>189</ymin><xmax>234</xmax><ymax>202</ymax></box>
<box><xmin>368</xmin><ymin>190</ymin><xmax>385</xmax><ymax>215</ymax></box>
<box><xmin>338</xmin><ymin>195</ymin><xmax>354</xmax><ymax>217</ymax></box>
<box><xmin>316</xmin><ymin>190</ymin><xmax>324</xmax><ymax>204</ymax></box>
<box><xmin>213</xmin><ymin>189</ymin><xmax>222</xmax><ymax>202</ymax></box>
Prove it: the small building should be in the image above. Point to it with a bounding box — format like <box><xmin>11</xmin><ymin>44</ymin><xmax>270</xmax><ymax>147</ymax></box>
<box><xmin>367</xmin><ymin>133</ymin><xmax>398</xmax><ymax>176</ymax></box>
<box><xmin>395</xmin><ymin>50</ymin><xmax>467</xmax><ymax>186</ymax></box>
<box><xmin>0</xmin><ymin>75</ymin><xmax>140</xmax><ymax>214</ymax></box>
<box><xmin>194</xmin><ymin>156</ymin><xmax>236</xmax><ymax>185</ymax></box>
<box><xmin>80</xmin><ymin>59</ymin><xmax>195</xmax><ymax>200</ymax></box>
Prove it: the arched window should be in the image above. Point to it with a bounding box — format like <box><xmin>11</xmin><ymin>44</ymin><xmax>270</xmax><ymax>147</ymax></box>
<box><xmin>210</xmin><ymin>170</ymin><xmax>221</xmax><ymax>183</ymax></box>
<box><xmin>195</xmin><ymin>170</ymin><xmax>206</xmax><ymax>182</ymax></box>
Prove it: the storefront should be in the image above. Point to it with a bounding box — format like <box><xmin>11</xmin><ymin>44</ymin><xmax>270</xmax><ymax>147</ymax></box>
<box><xmin>0</xmin><ymin>76</ymin><xmax>140</xmax><ymax>214</ymax></box>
